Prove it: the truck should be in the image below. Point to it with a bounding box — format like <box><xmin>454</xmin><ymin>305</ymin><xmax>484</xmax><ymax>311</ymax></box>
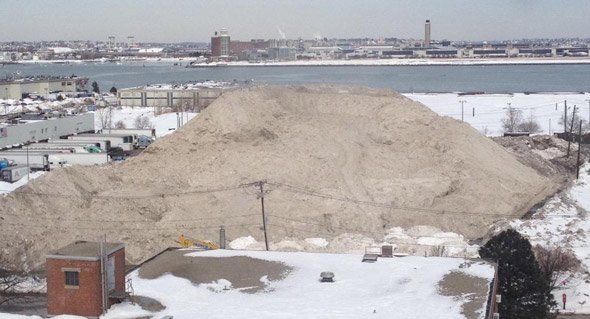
<box><xmin>48</xmin><ymin>139</ymin><xmax>111</xmax><ymax>152</ymax></box>
<box><xmin>0</xmin><ymin>152</ymin><xmax>55</xmax><ymax>170</ymax></box>
<box><xmin>27</xmin><ymin>142</ymin><xmax>105</xmax><ymax>153</ymax></box>
<box><xmin>0</xmin><ymin>151</ymin><xmax>108</xmax><ymax>167</ymax></box>
<box><xmin>0</xmin><ymin>158</ymin><xmax>12</xmax><ymax>170</ymax></box>
<box><xmin>1</xmin><ymin>165</ymin><xmax>29</xmax><ymax>183</ymax></box>
<box><xmin>47</xmin><ymin>153</ymin><xmax>108</xmax><ymax>166</ymax></box>
<box><xmin>137</xmin><ymin>135</ymin><xmax>153</xmax><ymax>149</ymax></box>
<box><xmin>68</xmin><ymin>134</ymin><xmax>135</xmax><ymax>151</ymax></box>
<box><xmin>103</xmin><ymin>128</ymin><xmax>156</xmax><ymax>138</ymax></box>
<box><xmin>23</xmin><ymin>144</ymin><xmax>90</xmax><ymax>153</ymax></box>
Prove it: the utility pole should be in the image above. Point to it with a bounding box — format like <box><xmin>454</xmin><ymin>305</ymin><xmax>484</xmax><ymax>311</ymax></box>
<box><xmin>576</xmin><ymin>120</ymin><xmax>582</xmax><ymax>179</ymax></box>
<box><xmin>219</xmin><ymin>226</ymin><xmax>226</xmax><ymax>249</ymax></box>
<box><xmin>567</xmin><ymin>105</ymin><xmax>577</xmax><ymax>157</ymax></box>
<box><xmin>26</xmin><ymin>145</ymin><xmax>30</xmax><ymax>182</ymax></box>
<box><xmin>108</xmin><ymin>103</ymin><xmax>112</xmax><ymax>134</ymax></box>
<box><xmin>459</xmin><ymin>100</ymin><xmax>467</xmax><ymax>122</ymax></box>
<box><xmin>563</xmin><ymin>100</ymin><xmax>567</xmax><ymax>133</ymax></box>
<box><xmin>255</xmin><ymin>180</ymin><xmax>269</xmax><ymax>251</ymax></box>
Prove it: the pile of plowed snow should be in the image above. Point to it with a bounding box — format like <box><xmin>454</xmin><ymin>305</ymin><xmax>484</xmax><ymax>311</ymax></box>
<box><xmin>0</xmin><ymin>85</ymin><xmax>556</xmax><ymax>268</ymax></box>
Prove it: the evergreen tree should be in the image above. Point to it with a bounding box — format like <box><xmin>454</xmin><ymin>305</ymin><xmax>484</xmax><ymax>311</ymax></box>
<box><xmin>91</xmin><ymin>81</ymin><xmax>100</xmax><ymax>94</ymax></box>
<box><xmin>109</xmin><ymin>86</ymin><xmax>117</xmax><ymax>94</ymax></box>
<box><xmin>479</xmin><ymin>229</ymin><xmax>555</xmax><ymax>319</ymax></box>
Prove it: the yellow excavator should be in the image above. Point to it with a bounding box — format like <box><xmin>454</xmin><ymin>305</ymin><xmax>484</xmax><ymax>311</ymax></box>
<box><xmin>178</xmin><ymin>234</ymin><xmax>219</xmax><ymax>250</ymax></box>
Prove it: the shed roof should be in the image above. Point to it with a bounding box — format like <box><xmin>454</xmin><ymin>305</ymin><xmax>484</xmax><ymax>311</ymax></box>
<box><xmin>46</xmin><ymin>241</ymin><xmax>125</xmax><ymax>261</ymax></box>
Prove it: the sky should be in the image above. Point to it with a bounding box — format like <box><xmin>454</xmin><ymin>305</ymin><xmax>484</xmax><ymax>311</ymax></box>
<box><xmin>0</xmin><ymin>0</ymin><xmax>589</xmax><ymax>43</ymax></box>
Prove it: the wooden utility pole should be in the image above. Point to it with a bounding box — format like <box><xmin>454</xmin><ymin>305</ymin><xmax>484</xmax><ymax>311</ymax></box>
<box><xmin>563</xmin><ymin>100</ymin><xmax>567</xmax><ymax>133</ymax></box>
<box><xmin>567</xmin><ymin>105</ymin><xmax>577</xmax><ymax>157</ymax></box>
<box><xmin>577</xmin><ymin>120</ymin><xmax>583</xmax><ymax>179</ymax></box>
<box><xmin>255</xmin><ymin>181</ymin><xmax>269</xmax><ymax>251</ymax></box>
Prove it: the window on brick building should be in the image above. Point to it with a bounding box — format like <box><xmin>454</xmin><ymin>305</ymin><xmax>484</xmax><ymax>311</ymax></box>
<box><xmin>65</xmin><ymin>271</ymin><xmax>79</xmax><ymax>286</ymax></box>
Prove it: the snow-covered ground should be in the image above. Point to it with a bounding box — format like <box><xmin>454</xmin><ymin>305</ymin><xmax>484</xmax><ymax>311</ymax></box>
<box><xmin>405</xmin><ymin>92</ymin><xmax>590</xmax><ymax>136</ymax></box>
<box><xmin>122</xmin><ymin>249</ymin><xmax>494</xmax><ymax>319</ymax></box>
<box><xmin>99</xmin><ymin>106</ymin><xmax>197</xmax><ymax>137</ymax></box>
<box><xmin>506</xmin><ymin>164</ymin><xmax>590</xmax><ymax>313</ymax></box>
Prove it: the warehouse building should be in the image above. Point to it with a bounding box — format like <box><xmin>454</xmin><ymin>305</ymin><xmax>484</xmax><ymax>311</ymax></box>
<box><xmin>0</xmin><ymin>112</ymin><xmax>94</xmax><ymax>149</ymax></box>
<box><xmin>0</xmin><ymin>76</ymin><xmax>88</xmax><ymax>100</ymax></box>
<box><xmin>117</xmin><ymin>84</ymin><xmax>233</xmax><ymax>110</ymax></box>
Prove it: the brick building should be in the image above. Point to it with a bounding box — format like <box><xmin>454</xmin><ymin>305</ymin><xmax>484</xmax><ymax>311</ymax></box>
<box><xmin>46</xmin><ymin>241</ymin><xmax>126</xmax><ymax>318</ymax></box>
<box><xmin>211</xmin><ymin>29</ymin><xmax>230</xmax><ymax>58</ymax></box>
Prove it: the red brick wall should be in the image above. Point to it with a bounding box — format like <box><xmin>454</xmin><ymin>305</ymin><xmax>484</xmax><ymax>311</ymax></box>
<box><xmin>211</xmin><ymin>37</ymin><xmax>221</xmax><ymax>56</ymax></box>
<box><xmin>111</xmin><ymin>248</ymin><xmax>126</xmax><ymax>296</ymax></box>
<box><xmin>47</xmin><ymin>259</ymin><xmax>103</xmax><ymax>317</ymax></box>
<box><xmin>47</xmin><ymin>248</ymin><xmax>126</xmax><ymax>317</ymax></box>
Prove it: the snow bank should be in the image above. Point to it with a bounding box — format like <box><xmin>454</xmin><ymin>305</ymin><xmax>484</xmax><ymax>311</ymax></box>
<box><xmin>0</xmin><ymin>171</ymin><xmax>46</xmax><ymax>195</ymax></box>
<box><xmin>510</xmin><ymin>164</ymin><xmax>590</xmax><ymax>313</ymax></box>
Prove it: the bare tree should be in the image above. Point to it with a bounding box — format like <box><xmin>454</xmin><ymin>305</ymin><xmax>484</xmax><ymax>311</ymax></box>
<box><xmin>134</xmin><ymin>115</ymin><xmax>152</xmax><ymax>129</ymax></box>
<box><xmin>0</xmin><ymin>255</ymin><xmax>27</xmax><ymax>306</ymax></box>
<box><xmin>558</xmin><ymin>109</ymin><xmax>587</xmax><ymax>133</ymax></box>
<box><xmin>429</xmin><ymin>245</ymin><xmax>447</xmax><ymax>257</ymax></box>
<box><xmin>534</xmin><ymin>245</ymin><xmax>580</xmax><ymax>291</ymax></box>
<box><xmin>479</xmin><ymin>126</ymin><xmax>490</xmax><ymax>136</ymax></box>
<box><xmin>501</xmin><ymin>105</ymin><xmax>524</xmax><ymax>133</ymax></box>
<box><xmin>96</xmin><ymin>107</ymin><xmax>111</xmax><ymax>130</ymax></box>
<box><xmin>517</xmin><ymin>113</ymin><xmax>542</xmax><ymax>134</ymax></box>
<box><xmin>114</xmin><ymin>120</ymin><xmax>126</xmax><ymax>129</ymax></box>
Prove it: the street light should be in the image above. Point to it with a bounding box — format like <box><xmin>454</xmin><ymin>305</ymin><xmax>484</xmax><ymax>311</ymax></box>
<box><xmin>459</xmin><ymin>100</ymin><xmax>467</xmax><ymax>122</ymax></box>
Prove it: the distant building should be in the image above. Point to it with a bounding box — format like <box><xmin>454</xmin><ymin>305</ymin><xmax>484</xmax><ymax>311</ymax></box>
<box><xmin>46</xmin><ymin>241</ymin><xmax>127</xmax><ymax>318</ymax></box>
<box><xmin>117</xmin><ymin>83</ymin><xmax>234</xmax><ymax>110</ymax></box>
<box><xmin>0</xmin><ymin>77</ymin><xmax>88</xmax><ymax>100</ymax></box>
<box><xmin>0</xmin><ymin>112</ymin><xmax>95</xmax><ymax>150</ymax></box>
<box><xmin>425</xmin><ymin>20</ymin><xmax>431</xmax><ymax>48</ymax></box>
<box><xmin>211</xmin><ymin>29</ymin><xmax>231</xmax><ymax>58</ymax></box>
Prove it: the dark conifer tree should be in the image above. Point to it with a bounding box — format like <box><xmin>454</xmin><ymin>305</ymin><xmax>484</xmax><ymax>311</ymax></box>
<box><xmin>91</xmin><ymin>81</ymin><xmax>100</xmax><ymax>94</ymax></box>
<box><xmin>479</xmin><ymin>229</ymin><xmax>555</xmax><ymax>319</ymax></box>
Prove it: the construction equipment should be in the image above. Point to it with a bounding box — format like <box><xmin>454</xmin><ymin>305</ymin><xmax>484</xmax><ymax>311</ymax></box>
<box><xmin>177</xmin><ymin>234</ymin><xmax>219</xmax><ymax>250</ymax></box>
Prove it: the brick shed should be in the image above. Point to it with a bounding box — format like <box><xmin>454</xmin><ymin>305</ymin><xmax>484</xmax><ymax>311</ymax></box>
<box><xmin>46</xmin><ymin>241</ymin><xmax>126</xmax><ymax>318</ymax></box>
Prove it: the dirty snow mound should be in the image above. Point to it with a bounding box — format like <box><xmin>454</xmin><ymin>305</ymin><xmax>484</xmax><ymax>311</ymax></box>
<box><xmin>0</xmin><ymin>85</ymin><xmax>555</xmax><ymax>268</ymax></box>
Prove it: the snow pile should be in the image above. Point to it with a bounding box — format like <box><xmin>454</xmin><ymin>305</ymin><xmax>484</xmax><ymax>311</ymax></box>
<box><xmin>0</xmin><ymin>85</ymin><xmax>556</xmax><ymax>268</ymax></box>
<box><xmin>0</xmin><ymin>171</ymin><xmax>46</xmax><ymax>195</ymax></box>
<box><xmin>122</xmin><ymin>249</ymin><xmax>495</xmax><ymax>319</ymax></box>
<box><xmin>229</xmin><ymin>236</ymin><xmax>258</xmax><ymax>250</ymax></box>
<box><xmin>231</xmin><ymin>225</ymin><xmax>478</xmax><ymax>258</ymax></box>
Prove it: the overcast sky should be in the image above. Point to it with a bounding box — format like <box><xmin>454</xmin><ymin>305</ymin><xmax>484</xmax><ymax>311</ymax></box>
<box><xmin>1</xmin><ymin>0</ymin><xmax>589</xmax><ymax>42</ymax></box>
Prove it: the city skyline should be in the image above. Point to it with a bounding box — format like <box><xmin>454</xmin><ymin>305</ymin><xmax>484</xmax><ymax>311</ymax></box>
<box><xmin>0</xmin><ymin>0</ymin><xmax>590</xmax><ymax>43</ymax></box>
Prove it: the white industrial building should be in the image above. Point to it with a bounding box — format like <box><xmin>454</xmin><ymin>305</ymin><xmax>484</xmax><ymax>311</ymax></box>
<box><xmin>0</xmin><ymin>113</ymin><xmax>94</xmax><ymax>149</ymax></box>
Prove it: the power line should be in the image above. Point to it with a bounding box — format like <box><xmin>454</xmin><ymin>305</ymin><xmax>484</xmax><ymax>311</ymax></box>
<box><xmin>1</xmin><ymin>221</ymin><xmax>261</xmax><ymax>231</ymax></box>
<box><xmin>267</xmin><ymin>181</ymin><xmax>524</xmax><ymax>218</ymax></box>
<box><xmin>0</xmin><ymin>212</ymin><xmax>260</xmax><ymax>223</ymax></box>
<box><xmin>12</xmin><ymin>182</ymin><xmax>255</xmax><ymax>199</ymax></box>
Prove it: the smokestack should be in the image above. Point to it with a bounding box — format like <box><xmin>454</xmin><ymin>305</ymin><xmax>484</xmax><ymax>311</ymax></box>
<box><xmin>425</xmin><ymin>19</ymin><xmax>431</xmax><ymax>48</ymax></box>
